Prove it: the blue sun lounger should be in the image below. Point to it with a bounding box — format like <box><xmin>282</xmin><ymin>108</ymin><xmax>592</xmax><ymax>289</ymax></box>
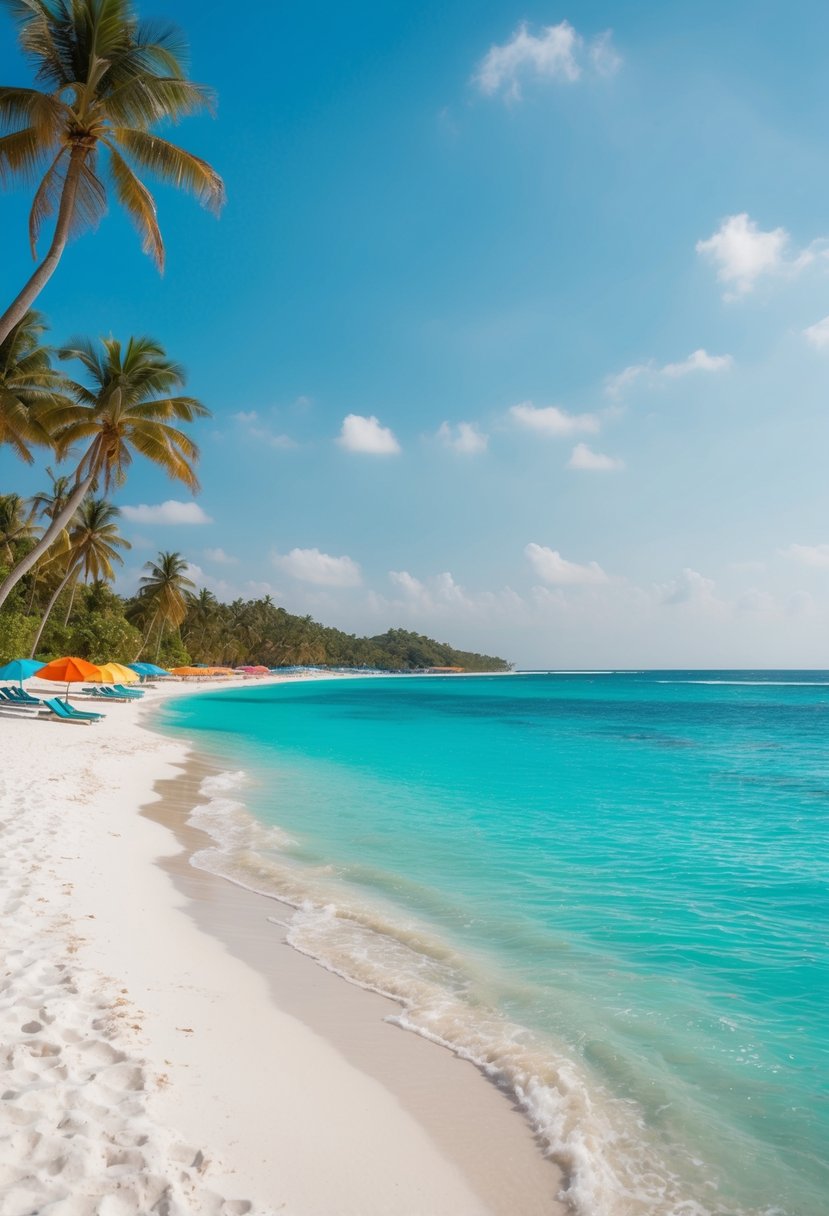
<box><xmin>44</xmin><ymin>697</ymin><xmax>105</xmax><ymax>724</ymax></box>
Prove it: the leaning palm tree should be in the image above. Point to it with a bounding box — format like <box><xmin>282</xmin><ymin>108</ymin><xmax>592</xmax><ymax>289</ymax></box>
<box><xmin>0</xmin><ymin>0</ymin><xmax>225</xmax><ymax>345</ymax></box>
<box><xmin>0</xmin><ymin>310</ymin><xmax>70</xmax><ymax>461</ymax></box>
<box><xmin>29</xmin><ymin>495</ymin><xmax>129</xmax><ymax>655</ymax></box>
<box><xmin>135</xmin><ymin>549</ymin><xmax>193</xmax><ymax>660</ymax></box>
<box><xmin>0</xmin><ymin>333</ymin><xmax>209</xmax><ymax>608</ymax></box>
<box><xmin>25</xmin><ymin>462</ymin><xmax>74</xmax><ymax>609</ymax></box>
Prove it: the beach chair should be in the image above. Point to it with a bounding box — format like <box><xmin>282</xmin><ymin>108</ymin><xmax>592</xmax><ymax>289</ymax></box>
<box><xmin>44</xmin><ymin>697</ymin><xmax>104</xmax><ymax>724</ymax></box>
<box><xmin>0</xmin><ymin>688</ymin><xmax>42</xmax><ymax>708</ymax></box>
<box><xmin>113</xmin><ymin>684</ymin><xmax>144</xmax><ymax>697</ymax></box>
<box><xmin>9</xmin><ymin>687</ymin><xmax>42</xmax><ymax>704</ymax></box>
<box><xmin>80</xmin><ymin>686</ymin><xmax>130</xmax><ymax>701</ymax></box>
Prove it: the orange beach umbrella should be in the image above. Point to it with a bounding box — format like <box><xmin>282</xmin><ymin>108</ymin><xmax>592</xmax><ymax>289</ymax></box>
<box><xmin>35</xmin><ymin>656</ymin><xmax>101</xmax><ymax>700</ymax></box>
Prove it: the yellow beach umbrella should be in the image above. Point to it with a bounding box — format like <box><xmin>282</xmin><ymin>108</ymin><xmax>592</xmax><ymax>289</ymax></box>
<box><xmin>99</xmin><ymin>662</ymin><xmax>139</xmax><ymax>683</ymax></box>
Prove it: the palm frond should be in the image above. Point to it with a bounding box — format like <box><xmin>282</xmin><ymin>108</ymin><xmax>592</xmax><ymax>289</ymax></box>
<box><xmin>67</xmin><ymin>150</ymin><xmax>108</xmax><ymax>239</ymax></box>
<box><xmin>0</xmin><ymin>125</ymin><xmax>56</xmax><ymax>185</ymax></box>
<box><xmin>105</xmin><ymin>141</ymin><xmax>163</xmax><ymax>264</ymax></box>
<box><xmin>0</xmin><ymin>85</ymin><xmax>66</xmax><ymax>136</ymax></box>
<box><xmin>27</xmin><ymin>146</ymin><xmax>66</xmax><ymax>254</ymax></box>
<box><xmin>104</xmin><ymin>76</ymin><xmax>214</xmax><ymax>128</ymax></box>
<box><xmin>113</xmin><ymin>126</ymin><xmax>225</xmax><ymax>213</ymax></box>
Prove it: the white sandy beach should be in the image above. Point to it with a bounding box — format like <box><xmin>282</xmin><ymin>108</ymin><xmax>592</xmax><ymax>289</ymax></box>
<box><xmin>0</xmin><ymin>675</ymin><xmax>564</xmax><ymax>1216</ymax></box>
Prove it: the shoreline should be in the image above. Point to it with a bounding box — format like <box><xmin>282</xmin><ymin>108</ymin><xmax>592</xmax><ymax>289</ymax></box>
<box><xmin>0</xmin><ymin>673</ymin><xmax>565</xmax><ymax>1215</ymax></box>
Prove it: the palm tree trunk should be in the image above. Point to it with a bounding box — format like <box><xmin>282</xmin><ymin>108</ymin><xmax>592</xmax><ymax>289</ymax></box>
<box><xmin>133</xmin><ymin>607</ymin><xmax>160</xmax><ymax>661</ymax></box>
<box><xmin>155</xmin><ymin>622</ymin><xmax>164</xmax><ymax>663</ymax></box>
<box><xmin>0</xmin><ymin>461</ymin><xmax>96</xmax><ymax>611</ymax></box>
<box><xmin>29</xmin><ymin>565</ymin><xmax>76</xmax><ymax>658</ymax></box>
<box><xmin>0</xmin><ymin>148</ymin><xmax>86</xmax><ymax>347</ymax></box>
<box><xmin>63</xmin><ymin>576</ymin><xmax>79</xmax><ymax>626</ymax></box>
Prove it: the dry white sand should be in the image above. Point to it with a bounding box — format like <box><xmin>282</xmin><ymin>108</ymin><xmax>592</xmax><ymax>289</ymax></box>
<box><xmin>0</xmin><ymin>675</ymin><xmax>564</xmax><ymax>1214</ymax></box>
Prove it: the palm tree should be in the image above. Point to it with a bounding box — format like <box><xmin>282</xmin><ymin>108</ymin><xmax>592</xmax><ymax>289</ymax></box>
<box><xmin>135</xmin><ymin>549</ymin><xmax>193</xmax><ymax>660</ymax></box>
<box><xmin>30</xmin><ymin>463</ymin><xmax>72</xmax><ymax>521</ymax></box>
<box><xmin>29</xmin><ymin>496</ymin><xmax>129</xmax><ymax>655</ymax></box>
<box><xmin>0</xmin><ymin>0</ymin><xmax>225</xmax><ymax>345</ymax></box>
<box><xmin>0</xmin><ymin>492</ymin><xmax>38</xmax><ymax>562</ymax></box>
<box><xmin>0</xmin><ymin>310</ymin><xmax>70</xmax><ymax>461</ymax></box>
<box><xmin>0</xmin><ymin>333</ymin><xmax>209</xmax><ymax>608</ymax></box>
<box><xmin>25</xmin><ymin>463</ymin><xmax>74</xmax><ymax>609</ymax></box>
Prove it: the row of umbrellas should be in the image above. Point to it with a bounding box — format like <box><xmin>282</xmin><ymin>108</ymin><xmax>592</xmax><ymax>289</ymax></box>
<box><xmin>0</xmin><ymin>656</ymin><xmax>272</xmax><ymax>701</ymax></box>
<box><xmin>0</xmin><ymin>656</ymin><xmax>172</xmax><ymax>699</ymax></box>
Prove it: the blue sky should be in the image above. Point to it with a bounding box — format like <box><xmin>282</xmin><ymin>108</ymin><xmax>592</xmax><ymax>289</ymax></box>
<box><xmin>3</xmin><ymin>1</ymin><xmax>829</xmax><ymax>666</ymax></box>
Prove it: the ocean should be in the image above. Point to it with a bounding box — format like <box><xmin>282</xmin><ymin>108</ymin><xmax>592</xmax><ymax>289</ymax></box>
<box><xmin>160</xmin><ymin>672</ymin><xmax>829</xmax><ymax>1216</ymax></box>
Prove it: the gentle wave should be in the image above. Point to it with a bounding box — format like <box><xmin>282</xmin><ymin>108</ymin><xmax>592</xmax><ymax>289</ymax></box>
<box><xmin>659</xmin><ymin>679</ymin><xmax>829</xmax><ymax>686</ymax></box>
<box><xmin>185</xmin><ymin>770</ymin><xmax>779</xmax><ymax>1216</ymax></box>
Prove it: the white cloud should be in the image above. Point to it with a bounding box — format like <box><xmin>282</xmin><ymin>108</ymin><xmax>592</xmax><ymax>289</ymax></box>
<box><xmin>782</xmin><ymin>543</ymin><xmax>829</xmax><ymax>569</ymax></box>
<box><xmin>567</xmin><ymin>442</ymin><xmax>623</xmax><ymax>471</ymax></box>
<box><xmin>121</xmin><ymin>500</ymin><xmax>212</xmax><ymax>525</ymax></box>
<box><xmin>337</xmin><ymin>414</ymin><xmax>401</xmax><ymax>455</ymax></box>
<box><xmin>656</xmin><ymin>567</ymin><xmax>717</xmax><ymax>606</ymax></box>
<box><xmin>273</xmin><ymin>547</ymin><xmax>362</xmax><ymax>587</ymax></box>
<box><xmin>437</xmin><ymin>421</ymin><xmax>488</xmax><ymax>454</ymax></box>
<box><xmin>204</xmin><ymin>547</ymin><xmax>238</xmax><ymax>565</ymax></box>
<box><xmin>661</xmin><ymin>349</ymin><xmax>734</xmax><ymax>377</ymax></box>
<box><xmin>606</xmin><ymin>348</ymin><xmax>733</xmax><ymax>396</ymax></box>
<box><xmin>510</xmin><ymin>402</ymin><xmax>600</xmax><ymax>437</ymax></box>
<box><xmin>694</xmin><ymin>213</ymin><xmax>825</xmax><ymax>297</ymax></box>
<box><xmin>589</xmin><ymin>30</ymin><xmax>622</xmax><ymax>77</ymax></box>
<box><xmin>803</xmin><ymin>315</ymin><xmax>829</xmax><ymax>349</ymax></box>
<box><xmin>524</xmin><ymin>543</ymin><xmax>609</xmax><ymax>585</ymax></box>
<box><xmin>473</xmin><ymin>21</ymin><xmax>620</xmax><ymax>100</ymax></box>
<box><xmin>232</xmin><ymin>410</ymin><xmax>258</xmax><ymax>424</ymax></box>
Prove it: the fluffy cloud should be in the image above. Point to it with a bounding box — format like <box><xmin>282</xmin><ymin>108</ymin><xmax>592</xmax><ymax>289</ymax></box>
<box><xmin>204</xmin><ymin>547</ymin><xmax>238</xmax><ymax>565</ymax></box>
<box><xmin>510</xmin><ymin>402</ymin><xmax>600</xmax><ymax>437</ymax></box>
<box><xmin>524</xmin><ymin>543</ymin><xmax>608</xmax><ymax>585</ymax></box>
<box><xmin>473</xmin><ymin>20</ymin><xmax>620</xmax><ymax>100</ymax></box>
<box><xmin>803</xmin><ymin>315</ymin><xmax>829</xmax><ymax>349</ymax></box>
<box><xmin>782</xmin><ymin>543</ymin><xmax>829</xmax><ymax>568</ymax></box>
<box><xmin>337</xmin><ymin>414</ymin><xmax>401</xmax><ymax>455</ymax></box>
<box><xmin>567</xmin><ymin>442</ymin><xmax>623</xmax><ymax>471</ymax></box>
<box><xmin>273</xmin><ymin>547</ymin><xmax>362</xmax><ymax>586</ymax></box>
<box><xmin>656</xmin><ymin>567</ymin><xmax>717</xmax><ymax>606</ymax></box>
<box><xmin>380</xmin><ymin>570</ymin><xmax>523</xmax><ymax>623</ymax></box>
<box><xmin>606</xmin><ymin>348</ymin><xmax>733</xmax><ymax>396</ymax></box>
<box><xmin>121</xmin><ymin>500</ymin><xmax>212</xmax><ymax>525</ymax></box>
<box><xmin>694</xmin><ymin>213</ymin><xmax>825</xmax><ymax>297</ymax></box>
<box><xmin>437</xmin><ymin>421</ymin><xmax>488</xmax><ymax>454</ymax></box>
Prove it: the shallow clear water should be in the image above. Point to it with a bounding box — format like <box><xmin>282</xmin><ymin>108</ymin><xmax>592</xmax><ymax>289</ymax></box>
<box><xmin>161</xmin><ymin>672</ymin><xmax>829</xmax><ymax>1216</ymax></box>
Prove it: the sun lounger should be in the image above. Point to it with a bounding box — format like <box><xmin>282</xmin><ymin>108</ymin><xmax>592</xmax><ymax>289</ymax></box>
<box><xmin>2</xmin><ymin>686</ymin><xmax>42</xmax><ymax>704</ymax></box>
<box><xmin>79</xmin><ymin>687</ymin><xmax>132</xmax><ymax>701</ymax></box>
<box><xmin>0</xmin><ymin>689</ymin><xmax>44</xmax><ymax>709</ymax></box>
<box><xmin>113</xmin><ymin>684</ymin><xmax>144</xmax><ymax>697</ymax></box>
<box><xmin>44</xmin><ymin>697</ymin><xmax>104</xmax><ymax>724</ymax></box>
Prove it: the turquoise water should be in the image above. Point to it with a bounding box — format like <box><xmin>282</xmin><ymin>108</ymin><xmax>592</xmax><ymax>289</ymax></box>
<box><xmin>161</xmin><ymin>673</ymin><xmax>829</xmax><ymax>1216</ymax></box>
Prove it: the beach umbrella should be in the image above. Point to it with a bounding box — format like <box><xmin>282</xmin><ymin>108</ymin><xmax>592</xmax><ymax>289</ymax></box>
<box><xmin>98</xmin><ymin>662</ymin><xmax>139</xmax><ymax>684</ymax></box>
<box><xmin>102</xmin><ymin>662</ymin><xmax>139</xmax><ymax>683</ymax></box>
<box><xmin>127</xmin><ymin>662</ymin><xmax>170</xmax><ymax>678</ymax></box>
<box><xmin>35</xmin><ymin>656</ymin><xmax>101</xmax><ymax>701</ymax></box>
<box><xmin>0</xmin><ymin>658</ymin><xmax>43</xmax><ymax>687</ymax></box>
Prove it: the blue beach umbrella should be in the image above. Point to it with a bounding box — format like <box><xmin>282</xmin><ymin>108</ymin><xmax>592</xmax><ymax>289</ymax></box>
<box><xmin>0</xmin><ymin>658</ymin><xmax>43</xmax><ymax>687</ymax></box>
<box><xmin>127</xmin><ymin>662</ymin><xmax>171</xmax><ymax>677</ymax></box>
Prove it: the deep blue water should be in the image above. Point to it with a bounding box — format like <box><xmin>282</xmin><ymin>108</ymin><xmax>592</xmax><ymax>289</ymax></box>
<box><xmin>161</xmin><ymin>672</ymin><xmax>829</xmax><ymax>1216</ymax></box>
